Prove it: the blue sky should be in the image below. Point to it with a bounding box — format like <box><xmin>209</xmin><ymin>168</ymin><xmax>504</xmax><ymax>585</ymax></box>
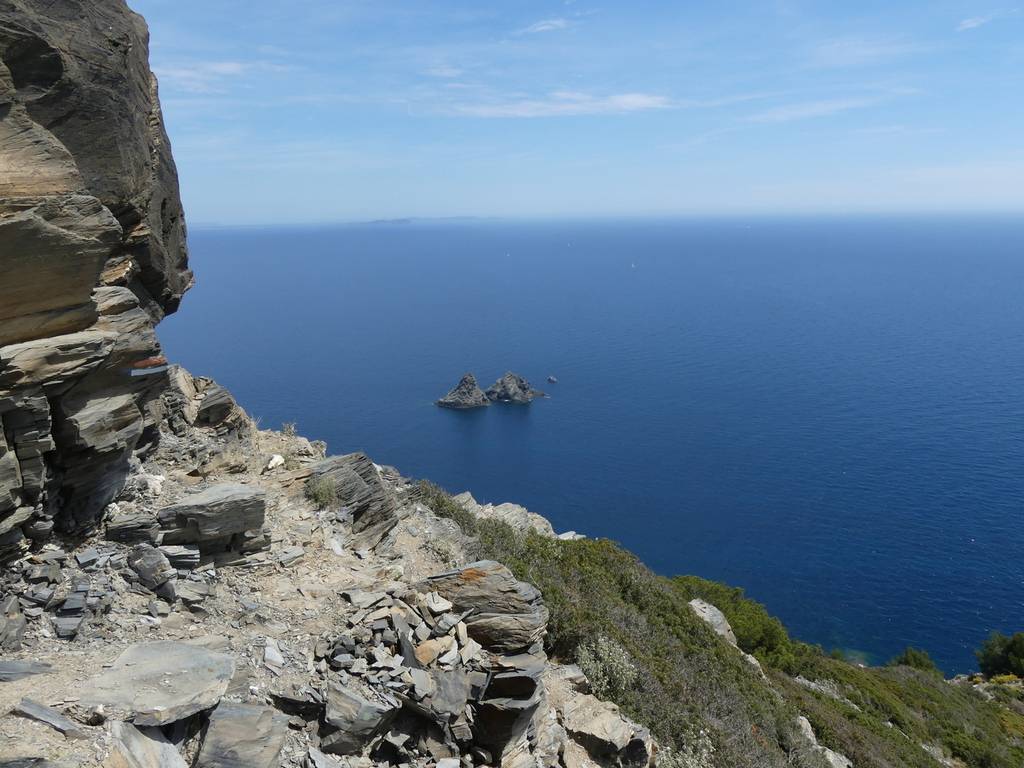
<box><xmin>131</xmin><ymin>1</ymin><xmax>1024</xmax><ymax>224</ymax></box>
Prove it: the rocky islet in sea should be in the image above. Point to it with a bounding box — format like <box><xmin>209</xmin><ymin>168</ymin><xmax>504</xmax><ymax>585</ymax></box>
<box><xmin>436</xmin><ymin>372</ymin><xmax>544</xmax><ymax>409</ymax></box>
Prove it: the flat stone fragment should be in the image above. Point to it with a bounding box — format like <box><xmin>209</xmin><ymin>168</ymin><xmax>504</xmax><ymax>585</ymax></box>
<box><xmin>305</xmin><ymin>748</ymin><xmax>346</xmax><ymax>768</ymax></box>
<box><xmin>196</xmin><ymin>702</ymin><xmax>290</xmax><ymax>768</ymax></box>
<box><xmin>104</xmin><ymin>721</ymin><xmax>188</xmax><ymax>768</ymax></box>
<box><xmin>0</xmin><ymin>660</ymin><xmax>51</xmax><ymax>682</ymax></box>
<box><xmin>79</xmin><ymin>641</ymin><xmax>234</xmax><ymax>726</ymax></box>
<box><xmin>13</xmin><ymin>698</ymin><xmax>87</xmax><ymax>739</ymax></box>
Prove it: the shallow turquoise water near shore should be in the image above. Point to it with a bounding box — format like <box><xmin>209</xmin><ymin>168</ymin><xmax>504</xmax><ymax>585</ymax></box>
<box><xmin>160</xmin><ymin>216</ymin><xmax>1024</xmax><ymax>673</ymax></box>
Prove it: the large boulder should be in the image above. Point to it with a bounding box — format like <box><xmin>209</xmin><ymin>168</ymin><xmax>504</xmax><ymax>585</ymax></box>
<box><xmin>421</xmin><ymin>561</ymin><xmax>549</xmax><ymax>653</ymax></box>
<box><xmin>78</xmin><ymin>641</ymin><xmax>234</xmax><ymax>726</ymax></box>
<box><xmin>196</xmin><ymin>703</ymin><xmax>290</xmax><ymax>768</ymax></box>
<box><xmin>0</xmin><ymin>0</ymin><xmax>193</xmax><ymax>550</ymax></box>
<box><xmin>320</xmin><ymin>682</ymin><xmax>400</xmax><ymax>755</ymax></box>
<box><xmin>156</xmin><ymin>483</ymin><xmax>266</xmax><ymax>553</ymax></box>
<box><xmin>688</xmin><ymin>599</ymin><xmax>738</xmax><ymax>646</ymax></box>
<box><xmin>105</xmin><ymin>722</ymin><xmax>188</xmax><ymax>768</ymax></box>
<box><xmin>309</xmin><ymin>453</ymin><xmax>397</xmax><ymax>539</ymax></box>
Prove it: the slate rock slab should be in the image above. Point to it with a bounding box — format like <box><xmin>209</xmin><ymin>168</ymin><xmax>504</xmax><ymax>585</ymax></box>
<box><xmin>320</xmin><ymin>683</ymin><xmax>399</xmax><ymax>755</ymax></box>
<box><xmin>79</xmin><ymin>641</ymin><xmax>234</xmax><ymax>726</ymax></box>
<box><xmin>12</xmin><ymin>698</ymin><xmax>86</xmax><ymax>740</ymax></box>
<box><xmin>422</xmin><ymin>561</ymin><xmax>549</xmax><ymax>652</ymax></box>
<box><xmin>157</xmin><ymin>484</ymin><xmax>266</xmax><ymax>549</ymax></box>
<box><xmin>0</xmin><ymin>660</ymin><xmax>51</xmax><ymax>682</ymax></box>
<box><xmin>196</xmin><ymin>702</ymin><xmax>289</xmax><ymax>768</ymax></box>
<box><xmin>105</xmin><ymin>721</ymin><xmax>188</xmax><ymax>768</ymax></box>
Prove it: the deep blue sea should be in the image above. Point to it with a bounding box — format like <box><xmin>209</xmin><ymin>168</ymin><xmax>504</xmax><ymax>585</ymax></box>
<box><xmin>160</xmin><ymin>217</ymin><xmax>1024</xmax><ymax>674</ymax></box>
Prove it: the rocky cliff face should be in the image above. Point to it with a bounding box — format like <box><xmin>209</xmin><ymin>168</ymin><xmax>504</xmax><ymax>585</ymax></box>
<box><xmin>0</xmin><ymin>0</ymin><xmax>192</xmax><ymax>557</ymax></box>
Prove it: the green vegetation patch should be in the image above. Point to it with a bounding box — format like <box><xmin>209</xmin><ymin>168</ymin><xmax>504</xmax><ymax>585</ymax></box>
<box><xmin>414</xmin><ymin>481</ymin><xmax>1024</xmax><ymax>768</ymax></box>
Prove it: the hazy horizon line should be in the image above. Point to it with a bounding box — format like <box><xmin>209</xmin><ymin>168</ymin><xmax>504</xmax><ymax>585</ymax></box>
<box><xmin>186</xmin><ymin>209</ymin><xmax>1024</xmax><ymax>231</ymax></box>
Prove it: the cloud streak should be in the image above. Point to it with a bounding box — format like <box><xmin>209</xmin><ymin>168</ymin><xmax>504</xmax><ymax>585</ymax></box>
<box><xmin>156</xmin><ymin>59</ymin><xmax>290</xmax><ymax>93</ymax></box>
<box><xmin>808</xmin><ymin>37</ymin><xmax>929</xmax><ymax>68</ymax></box>
<box><xmin>452</xmin><ymin>91</ymin><xmax>670</xmax><ymax>118</ymax></box>
<box><xmin>745</xmin><ymin>97</ymin><xmax>876</xmax><ymax>123</ymax></box>
<box><xmin>957</xmin><ymin>15</ymin><xmax>997</xmax><ymax>31</ymax></box>
<box><xmin>518</xmin><ymin>18</ymin><xmax>570</xmax><ymax>34</ymax></box>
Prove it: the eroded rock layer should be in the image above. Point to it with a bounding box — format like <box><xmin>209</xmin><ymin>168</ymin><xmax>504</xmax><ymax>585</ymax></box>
<box><xmin>0</xmin><ymin>0</ymin><xmax>192</xmax><ymax>555</ymax></box>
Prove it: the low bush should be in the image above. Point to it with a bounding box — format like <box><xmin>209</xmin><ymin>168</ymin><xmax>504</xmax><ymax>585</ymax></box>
<box><xmin>977</xmin><ymin>632</ymin><xmax>1024</xmax><ymax>678</ymax></box>
<box><xmin>415</xmin><ymin>482</ymin><xmax>1024</xmax><ymax>768</ymax></box>
<box><xmin>889</xmin><ymin>647</ymin><xmax>940</xmax><ymax>673</ymax></box>
<box><xmin>304</xmin><ymin>475</ymin><xmax>338</xmax><ymax>509</ymax></box>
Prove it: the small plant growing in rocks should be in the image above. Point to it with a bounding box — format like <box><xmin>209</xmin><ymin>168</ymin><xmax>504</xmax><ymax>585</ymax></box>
<box><xmin>576</xmin><ymin>634</ymin><xmax>638</xmax><ymax>701</ymax></box>
<box><xmin>305</xmin><ymin>476</ymin><xmax>338</xmax><ymax>509</ymax></box>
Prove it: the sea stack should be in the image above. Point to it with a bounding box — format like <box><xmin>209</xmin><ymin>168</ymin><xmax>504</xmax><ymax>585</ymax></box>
<box><xmin>436</xmin><ymin>373</ymin><xmax>491</xmax><ymax>409</ymax></box>
<box><xmin>485</xmin><ymin>372</ymin><xmax>544</xmax><ymax>404</ymax></box>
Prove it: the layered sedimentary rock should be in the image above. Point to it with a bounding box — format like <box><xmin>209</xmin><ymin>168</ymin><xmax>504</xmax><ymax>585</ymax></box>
<box><xmin>0</xmin><ymin>0</ymin><xmax>192</xmax><ymax>557</ymax></box>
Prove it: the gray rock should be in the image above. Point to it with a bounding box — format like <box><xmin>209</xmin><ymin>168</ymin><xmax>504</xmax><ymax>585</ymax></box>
<box><xmin>0</xmin><ymin>660</ymin><xmax>51</xmax><ymax>682</ymax></box>
<box><xmin>128</xmin><ymin>544</ymin><xmax>176</xmax><ymax>594</ymax></box>
<box><xmin>12</xmin><ymin>698</ymin><xmax>87</xmax><ymax>740</ymax></box>
<box><xmin>305</xmin><ymin>748</ymin><xmax>345</xmax><ymax>768</ymax></box>
<box><xmin>688</xmin><ymin>599</ymin><xmax>738</xmax><ymax>646</ymax></box>
<box><xmin>423</xmin><ymin>561</ymin><xmax>549</xmax><ymax>652</ymax></box>
<box><xmin>159</xmin><ymin>544</ymin><xmax>201</xmax><ymax>570</ymax></box>
<box><xmin>195</xmin><ymin>702</ymin><xmax>290</xmax><ymax>768</ymax></box>
<box><xmin>0</xmin><ymin>595</ymin><xmax>28</xmax><ymax>650</ymax></box>
<box><xmin>79</xmin><ymin>641</ymin><xmax>234</xmax><ymax>726</ymax></box>
<box><xmin>452</xmin><ymin>492</ymin><xmax>556</xmax><ymax>538</ymax></box>
<box><xmin>106</xmin><ymin>721</ymin><xmax>188</xmax><ymax>768</ymax></box>
<box><xmin>106</xmin><ymin>508</ymin><xmax>159</xmax><ymax>545</ymax></box>
<box><xmin>437</xmin><ymin>374</ymin><xmax>491</xmax><ymax>409</ymax></box>
<box><xmin>320</xmin><ymin>682</ymin><xmax>400</xmax><ymax>755</ymax></box>
<box><xmin>310</xmin><ymin>454</ymin><xmax>397</xmax><ymax>538</ymax></box>
<box><xmin>194</xmin><ymin>384</ymin><xmax>237</xmax><ymax>428</ymax></box>
<box><xmin>156</xmin><ymin>484</ymin><xmax>266</xmax><ymax>552</ymax></box>
<box><xmin>484</xmin><ymin>373</ymin><xmax>543</xmax><ymax>404</ymax></box>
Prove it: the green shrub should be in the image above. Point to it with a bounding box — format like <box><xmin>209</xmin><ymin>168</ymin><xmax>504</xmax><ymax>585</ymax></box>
<box><xmin>576</xmin><ymin>635</ymin><xmax>638</xmax><ymax>701</ymax></box>
<box><xmin>889</xmin><ymin>647</ymin><xmax>940</xmax><ymax>673</ymax></box>
<box><xmin>976</xmin><ymin>632</ymin><xmax>1024</xmax><ymax>678</ymax></box>
<box><xmin>671</xmin><ymin>575</ymin><xmax>797</xmax><ymax>670</ymax></box>
<box><xmin>304</xmin><ymin>475</ymin><xmax>338</xmax><ymax>509</ymax></box>
<box><xmin>411</xmin><ymin>482</ymin><xmax>1024</xmax><ymax>768</ymax></box>
<box><xmin>414</xmin><ymin>480</ymin><xmax>479</xmax><ymax>534</ymax></box>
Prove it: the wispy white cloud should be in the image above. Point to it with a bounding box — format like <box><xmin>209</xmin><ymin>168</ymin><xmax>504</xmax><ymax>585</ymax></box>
<box><xmin>518</xmin><ymin>18</ymin><xmax>570</xmax><ymax>34</ymax></box>
<box><xmin>424</xmin><ymin>64</ymin><xmax>464</xmax><ymax>78</ymax></box>
<box><xmin>452</xmin><ymin>91</ymin><xmax>671</xmax><ymax>118</ymax></box>
<box><xmin>746</xmin><ymin>97</ymin><xmax>877</xmax><ymax>123</ymax></box>
<box><xmin>808</xmin><ymin>37</ymin><xmax>930</xmax><ymax>68</ymax></box>
<box><xmin>957</xmin><ymin>14</ymin><xmax>997</xmax><ymax>31</ymax></box>
<box><xmin>156</xmin><ymin>59</ymin><xmax>291</xmax><ymax>93</ymax></box>
<box><xmin>956</xmin><ymin>10</ymin><xmax>1021</xmax><ymax>32</ymax></box>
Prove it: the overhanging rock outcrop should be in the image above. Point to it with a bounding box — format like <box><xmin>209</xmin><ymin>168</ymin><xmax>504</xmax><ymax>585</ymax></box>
<box><xmin>0</xmin><ymin>0</ymin><xmax>192</xmax><ymax>556</ymax></box>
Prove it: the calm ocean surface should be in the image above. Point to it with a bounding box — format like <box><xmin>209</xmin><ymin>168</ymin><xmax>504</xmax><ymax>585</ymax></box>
<box><xmin>160</xmin><ymin>217</ymin><xmax>1024</xmax><ymax>673</ymax></box>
